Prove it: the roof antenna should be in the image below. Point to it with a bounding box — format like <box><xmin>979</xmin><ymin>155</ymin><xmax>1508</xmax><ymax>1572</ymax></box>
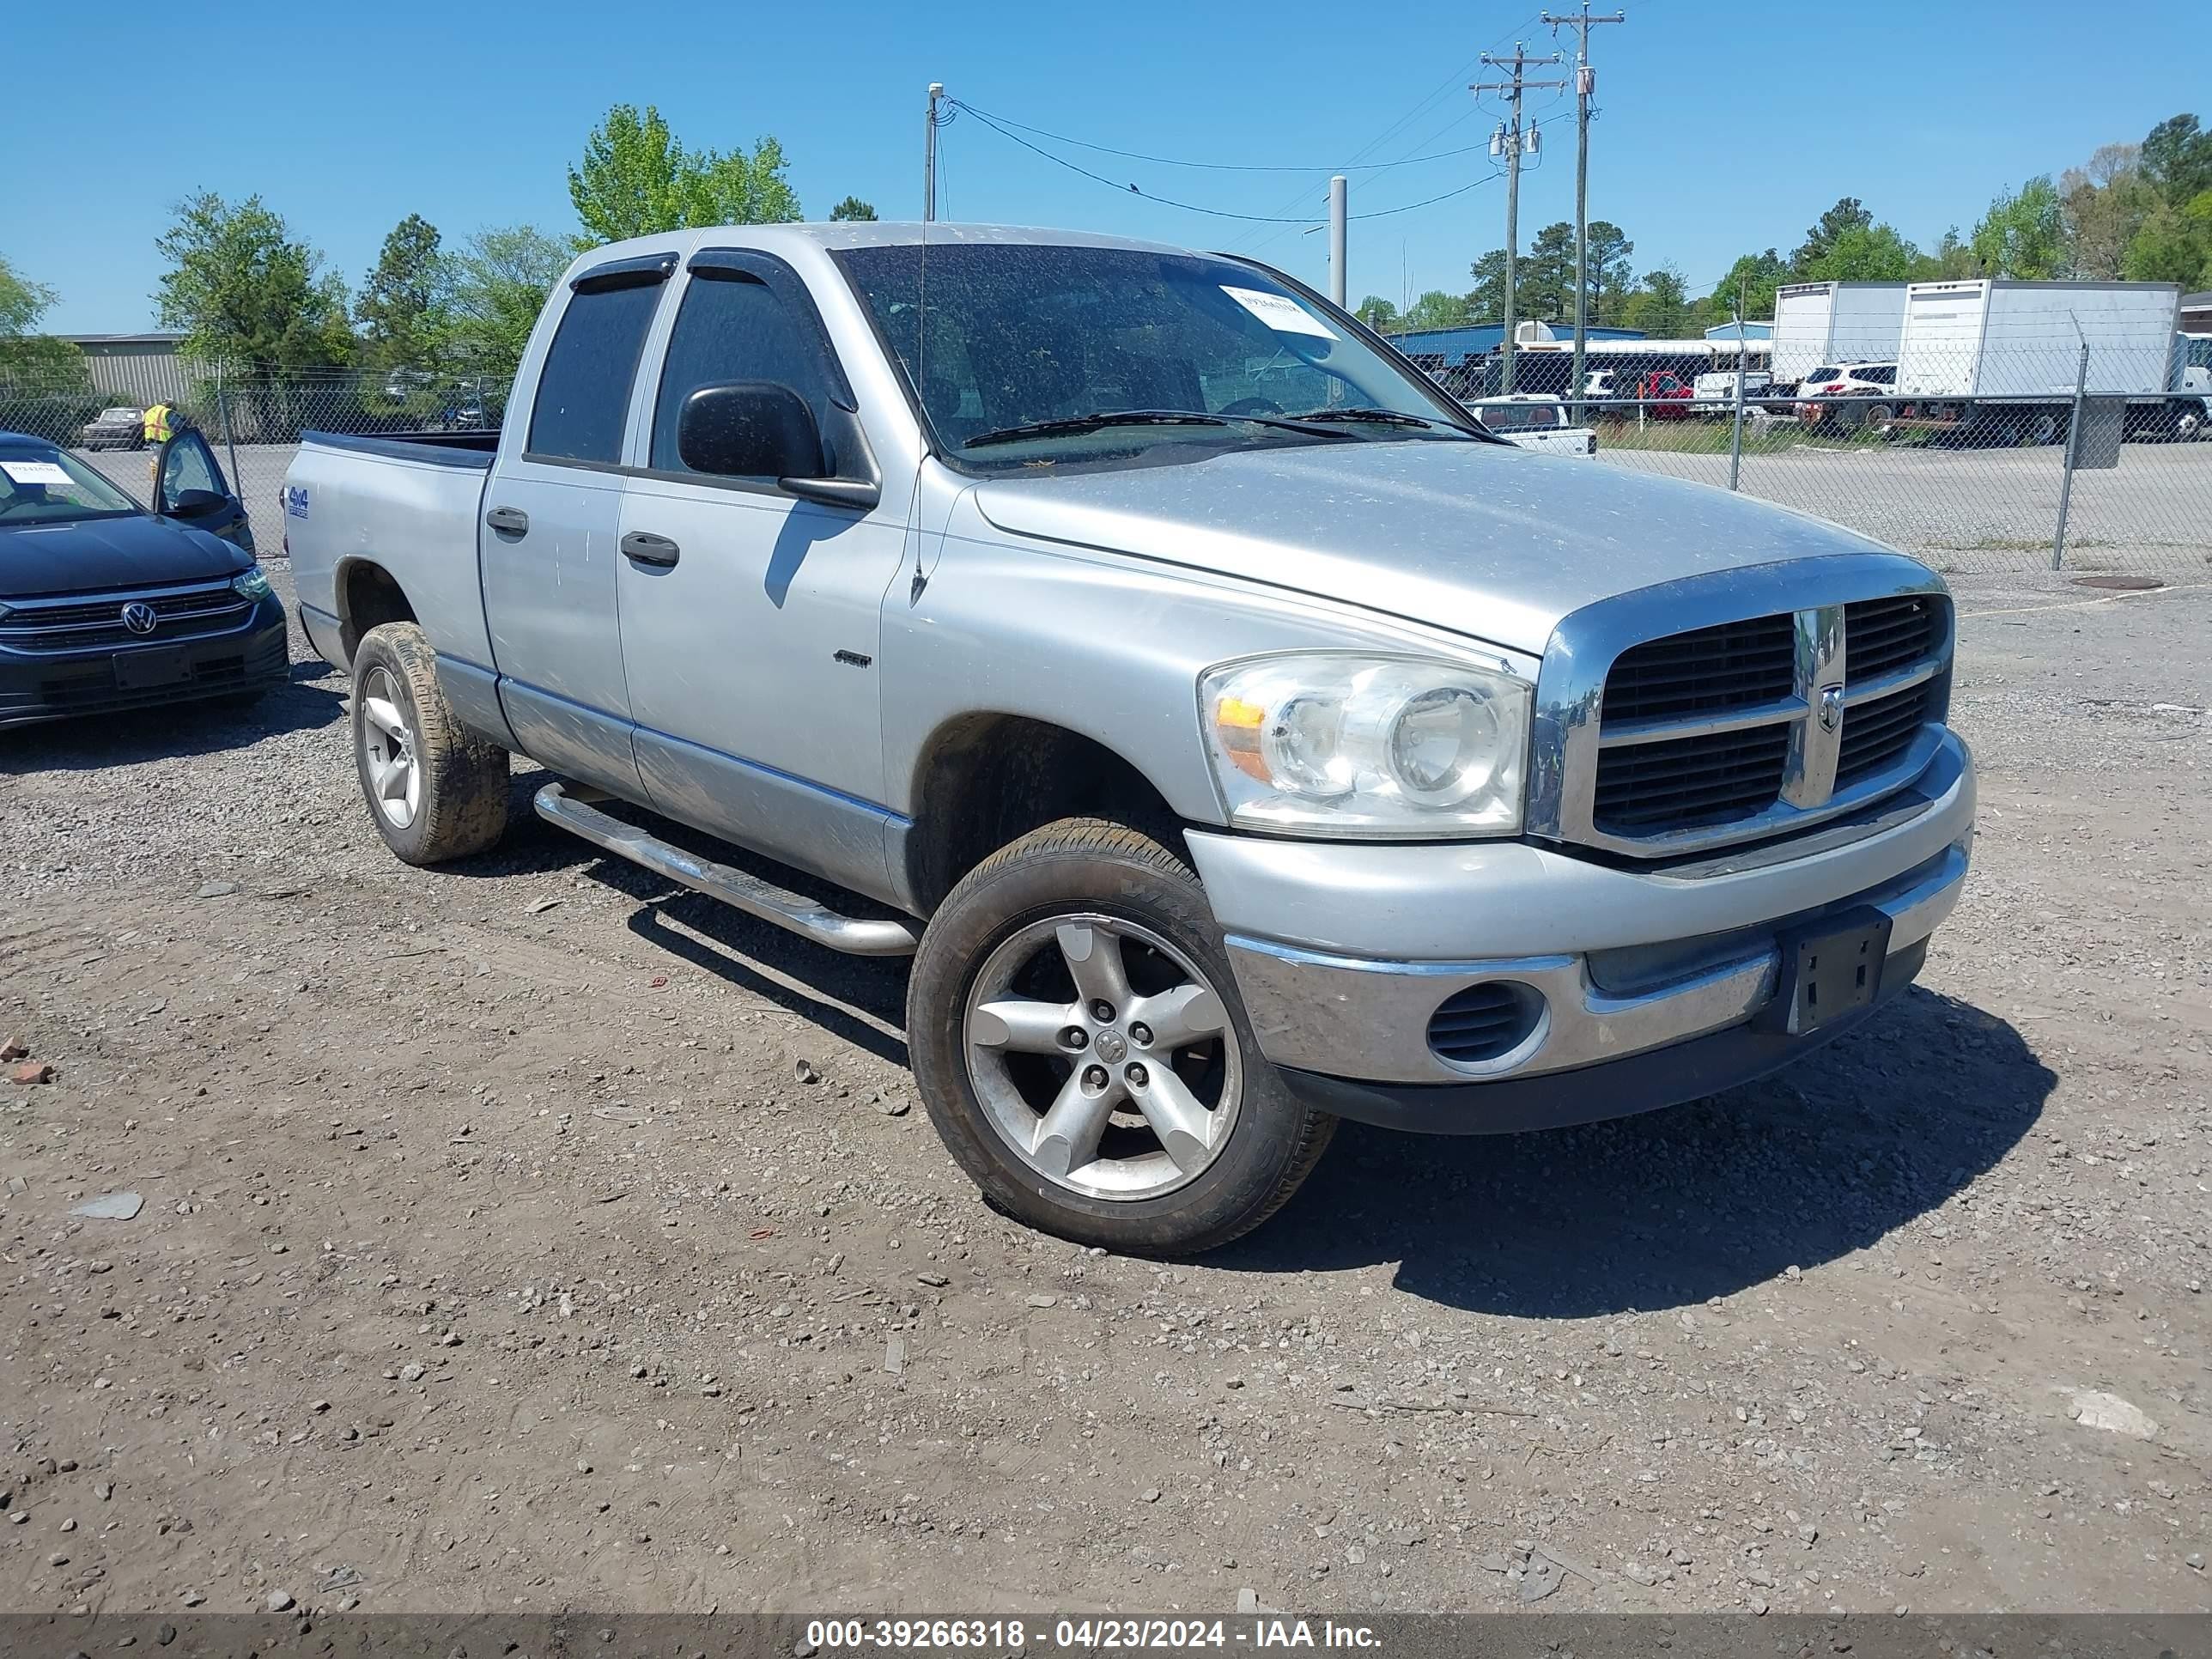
<box><xmin>911</xmin><ymin>82</ymin><xmax>944</xmax><ymax>606</ymax></box>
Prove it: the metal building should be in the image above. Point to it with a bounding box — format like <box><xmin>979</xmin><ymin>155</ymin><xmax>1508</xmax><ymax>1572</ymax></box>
<box><xmin>60</xmin><ymin>332</ymin><xmax>193</xmax><ymax>404</ymax></box>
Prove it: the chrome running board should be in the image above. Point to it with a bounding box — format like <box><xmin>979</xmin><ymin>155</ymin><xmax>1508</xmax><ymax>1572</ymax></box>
<box><xmin>532</xmin><ymin>781</ymin><xmax>919</xmax><ymax>958</ymax></box>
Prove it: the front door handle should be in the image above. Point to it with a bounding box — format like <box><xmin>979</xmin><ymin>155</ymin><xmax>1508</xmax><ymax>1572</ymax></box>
<box><xmin>485</xmin><ymin>505</ymin><xmax>529</xmax><ymax>535</ymax></box>
<box><xmin>621</xmin><ymin>531</ymin><xmax>680</xmax><ymax>568</ymax></box>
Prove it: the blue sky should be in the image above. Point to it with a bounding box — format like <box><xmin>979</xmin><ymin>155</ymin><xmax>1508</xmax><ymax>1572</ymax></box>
<box><xmin>8</xmin><ymin>0</ymin><xmax>2203</xmax><ymax>334</ymax></box>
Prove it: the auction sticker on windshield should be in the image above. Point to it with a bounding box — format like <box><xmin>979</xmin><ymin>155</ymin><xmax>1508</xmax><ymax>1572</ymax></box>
<box><xmin>1</xmin><ymin>460</ymin><xmax>74</xmax><ymax>487</ymax></box>
<box><xmin>1221</xmin><ymin>286</ymin><xmax>1336</xmax><ymax>339</ymax></box>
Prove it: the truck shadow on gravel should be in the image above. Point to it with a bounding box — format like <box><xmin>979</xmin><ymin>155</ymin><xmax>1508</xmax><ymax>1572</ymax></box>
<box><xmin>456</xmin><ymin>772</ymin><xmax>913</xmax><ymax>1065</ymax></box>
<box><xmin>1215</xmin><ymin>988</ymin><xmax>2055</xmax><ymax>1316</ymax></box>
<box><xmin>0</xmin><ymin>659</ymin><xmax>344</xmax><ymax>774</ymax></box>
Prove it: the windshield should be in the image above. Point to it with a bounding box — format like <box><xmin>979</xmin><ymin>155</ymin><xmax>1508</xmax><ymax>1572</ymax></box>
<box><xmin>0</xmin><ymin>446</ymin><xmax>141</xmax><ymax>527</ymax></box>
<box><xmin>834</xmin><ymin>241</ymin><xmax>1480</xmax><ymax>470</ymax></box>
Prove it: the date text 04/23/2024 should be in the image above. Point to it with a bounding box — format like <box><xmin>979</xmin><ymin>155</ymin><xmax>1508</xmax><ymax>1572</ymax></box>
<box><xmin>804</xmin><ymin>1619</ymin><xmax>1383</xmax><ymax>1650</ymax></box>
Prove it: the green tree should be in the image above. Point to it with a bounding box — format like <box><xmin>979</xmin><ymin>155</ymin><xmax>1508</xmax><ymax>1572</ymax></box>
<box><xmin>1804</xmin><ymin>222</ymin><xmax>1922</xmax><ymax>283</ymax></box>
<box><xmin>437</xmin><ymin>225</ymin><xmax>573</xmax><ymax>374</ymax></box>
<box><xmin>1791</xmin><ymin>198</ymin><xmax>1872</xmax><ymax>271</ymax></box>
<box><xmin>0</xmin><ymin>253</ymin><xmax>85</xmax><ymax>378</ymax></box>
<box><xmin>1464</xmin><ymin>249</ymin><xmax>1510</xmax><ymax>321</ymax></box>
<box><xmin>2140</xmin><ymin>113</ymin><xmax>2212</xmax><ymax>207</ymax></box>
<box><xmin>1519</xmin><ymin>222</ymin><xmax>1577</xmax><ymax>324</ymax></box>
<box><xmin>1402</xmin><ymin>289</ymin><xmax>1468</xmax><ymax>331</ymax></box>
<box><xmin>0</xmin><ymin>254</ymin><xmax>57</xmax><ymax>337</ymax></box>
<box><xmin>153</xmin><ymin>192</ymin><xmax>352</xmax><ymax>373</ymax></box>
<box><xmin>2122</xmin><ymin>191</ymin><xmax>2212</xmax><ymax>288</ymax></box>
<box><xmin>829</xmin><ymin>196</ymin><xmax>878</xmax><ymax>222</ymax></box>
<box><xmin>1699</xmin><ymin>247</ymin><xmax>1789</xmax><ymax>329</ymax></box>
<box><xmin>355</xmin><ymin>214</ymin><xmax>446</xmax><ymax>370</ymax></box>
<box><xmin>1618</xmin><ymin>265</ymin><xmax>1691</xmax><ymax>337</ymax></box>
<box><xmin>1354</xmin><ymin>295</ymin><xmax>1400</xmax><ymax>331</ymax></box>
<box><xmin>1584</xmin><ymin>221</ymin><xmax>1636</xmax><ymax>323</ymax></box>
<box><xmin>2058</xmin><ymin>144</ymin><xmax>2149</xmax><ymax>279</ymax></box>
<box><xmin>568</xmin><ymin>104</ymin><xmax>799</xmax><ymax>242</ymax></box>
<box><xmin>1971</xmin><ymin>176</ymin><xmax>2066</xmax><ymax>278</ymax></box>
<box><xmin>1920</xmin><ymin>226</ymin><xmax>1980</xmax><ymax>279</ymax></box>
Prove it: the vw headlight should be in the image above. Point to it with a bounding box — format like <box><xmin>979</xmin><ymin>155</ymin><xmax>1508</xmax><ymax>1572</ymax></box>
<box><xmin>1200</xmin><ymin>653</ymin><xmax>1529</xmax><ymax>837</ymax></box>
<box><xmin>230</xmin><ymin>564</ymin><xmax>271</xmax><ymax>600</ymax></box>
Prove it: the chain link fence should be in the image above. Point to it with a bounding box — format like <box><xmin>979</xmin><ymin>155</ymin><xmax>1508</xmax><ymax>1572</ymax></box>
<box><xmin>1437</xmin><ymin>335</ymin><xmax>2212</xmax><ymax>576</ymax></box>
<box><xmin>6</xmin><ymin>339</ymin><xmax>2209</xmax><ymax>577</ymax></box>
<box><xmin>0</xmin><ymin>367</ymin><xmax>511</xmax><ymax>557</ymax></box>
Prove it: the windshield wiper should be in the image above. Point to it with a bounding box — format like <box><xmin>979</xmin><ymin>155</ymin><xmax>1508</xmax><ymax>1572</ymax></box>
<box><xmin>1281</xmin><ymin>406</ymin><xmax>1474</xmax><ymax>433</ymax></box>
<box><xmin>963</xmin><ymin>410</ymin><xmax>1232</xmax><ymax>450</ymax></box>
<box><xmin>962</xmin><ymin>409</ymin><xmax>1356</xmax><ymax>451</ymax></box>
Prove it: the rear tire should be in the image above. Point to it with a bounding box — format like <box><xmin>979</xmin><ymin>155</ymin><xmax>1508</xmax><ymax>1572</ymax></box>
<box><xmin>906</xmin><ymin>817</ymin><xmax>1335</xmax><ymax>1255</ymax></box>
<box><xmin>349</xmin><ymin>622</ymin><xmax>509</xmax><ymax>866</ymax></box>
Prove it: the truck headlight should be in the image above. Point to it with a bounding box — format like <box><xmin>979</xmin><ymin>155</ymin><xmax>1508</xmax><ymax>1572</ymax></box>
<box><xmin>1200</xmin><ymin>653</ymin><xmax>1529</xmax><ymax>837</ymax></box>
<box><xmin>230</xmin><ymin>564</ymin><xmax>271</xmax><ymax>600</ymax></box>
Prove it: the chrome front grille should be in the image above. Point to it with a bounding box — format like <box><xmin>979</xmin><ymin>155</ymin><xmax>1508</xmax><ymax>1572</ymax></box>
<box><xmin>1600</xmin><ymin>614</ymin><xmax>1796</xmax><ymax>724</ymax></box>
<box><xmin>0</xmin><ymin>580</ymin><xmax>252</xmax><ymax>653</ymax></box>
<box><xmin>1531</xmin><ymin>560</ymin><xmax>1955</xmax><ymax>859</ymax></box>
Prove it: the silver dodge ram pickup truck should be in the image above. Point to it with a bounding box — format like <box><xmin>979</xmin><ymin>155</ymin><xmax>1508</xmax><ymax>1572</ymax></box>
<box><xmin>285</xmin><ymin>222</ymin><xmax>1973</xmax><ymax>1253</ymax></box>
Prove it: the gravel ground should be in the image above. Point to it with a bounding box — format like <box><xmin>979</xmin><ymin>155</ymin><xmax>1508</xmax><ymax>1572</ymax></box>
<box><xmin>1</xmin><ymin>562</ymin><xmax>2207</xmax><ymax>1618</ymax></box>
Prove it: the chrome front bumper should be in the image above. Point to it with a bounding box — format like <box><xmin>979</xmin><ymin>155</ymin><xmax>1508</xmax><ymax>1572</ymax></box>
<box><xmin>1188</xmin><ymin>730</ymin><xmax>1973</xmax><ymax>1095</ymax></box>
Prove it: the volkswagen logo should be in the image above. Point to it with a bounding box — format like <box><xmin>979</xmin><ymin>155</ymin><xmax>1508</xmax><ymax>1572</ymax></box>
<box><xmin>119</xmin><ymin>602</ymin><xmax>159</xmax><ymax>636</ymax></box>
<box><xmin>1816</xmin><ymin>681</ymin><xmax>1845</xmax><ymax>734</ymax></box>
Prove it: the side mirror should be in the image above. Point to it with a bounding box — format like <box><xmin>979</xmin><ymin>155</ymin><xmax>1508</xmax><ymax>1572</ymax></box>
<box><xmin>678</xmin><ymin>381</ymin><xmax>824</xmax><ymax>481</ymax></box>
<box><xmin>167</xmin><ymin>488</ymin><xmax>229</xmax><ymax>518</ymax></box>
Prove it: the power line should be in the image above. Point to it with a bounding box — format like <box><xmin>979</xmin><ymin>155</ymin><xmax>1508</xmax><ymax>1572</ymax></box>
<box><xmin>1237</xmin><ymin>9</ymin><xmax>1548</xmax><ymax>255</ymax></box>
<box><xmin>947</xmin><ymin>99</ymin><xmax>1504</xmax><ymax>174</ymax></box>
<box><xmin>954</xmin><ymin>100</ymin><xmax>1522</xmax><ymax>226</ymax></box>
<box><xmin>951</xmin><ymin>103</ymin><xmax>1334</xmax><ymax>222</ymax></box>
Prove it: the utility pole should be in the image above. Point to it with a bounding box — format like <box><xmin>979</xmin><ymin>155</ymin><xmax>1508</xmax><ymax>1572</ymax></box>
<box><xmin>924</xmin><ymin>82</ymin><xmax>945</xmax><ymax>222</ymax></box>
<box><xmin>1474</xmin><ymin>44</ymin><xmax>1565</xmax><ymax>392</ymax></box>
<box><xmin>1328</xmin><ymin>176</ymin><xmax>1348</xmax><ymax>307</ymax></box>
<box><xmin>1543</xmin><ymin>4</ymin><xmax>1624</xmax><ymax>416</ymax></box>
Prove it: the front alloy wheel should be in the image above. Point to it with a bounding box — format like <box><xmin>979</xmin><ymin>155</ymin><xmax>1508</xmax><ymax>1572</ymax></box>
<box><xmin>964</xmin><ymin>913</ymin><xmax>1240</xmax><ymax>1199</ymax></box>
<box><xmin>907</xmin><ymin>817</ymin><xmax>1335</xmax><ymax>1254</ymax></box>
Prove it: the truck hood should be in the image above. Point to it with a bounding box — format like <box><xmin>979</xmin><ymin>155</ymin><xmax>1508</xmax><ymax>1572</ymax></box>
<box><xmin>0</xmin><ymin>513</ymin><xmax>248</xmax><ymax>599</ymax></box>
<box><xmin>973</xmin><ymin>440</ymin><xmax>1901</xmax><ymax>656</ymax></box>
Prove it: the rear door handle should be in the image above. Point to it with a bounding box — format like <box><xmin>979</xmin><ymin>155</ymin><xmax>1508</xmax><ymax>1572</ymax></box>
<box><xmin>485</xmin><ymin>505</ymin><xmax>529</xmax><ymax>534</ymax></box>
<box><xmin>621</xmin><ymin>531</ymin><xmax>681</xmax><ymax>568</ymax></box>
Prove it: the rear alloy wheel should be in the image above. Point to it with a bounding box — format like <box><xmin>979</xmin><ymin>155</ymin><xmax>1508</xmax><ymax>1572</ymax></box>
<box><xmin>349</xmin><ymin>621</ymin><xmax>511</xmax><ymax>866</ymax></box>
<box><xmin>907</xmin><ymin>817</ymin><xmax>1334</xmax><ymax>1254</ymax></box>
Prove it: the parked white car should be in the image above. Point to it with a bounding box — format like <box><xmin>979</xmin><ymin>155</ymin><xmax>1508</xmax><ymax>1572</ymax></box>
<box><xmin>1795</xmin><ymin>362</ymin><xmax>1900</xmax><ymax>431</ymax></box>
<box><xmin>1691</xmin><ymin>370</ymin><xmax>1772</xmax><ymax>416</ymax></box>
<box><xmin>1466</xmin><ymin>393</ymin><xmax>1598</xmax><ymax>456</ymax></box>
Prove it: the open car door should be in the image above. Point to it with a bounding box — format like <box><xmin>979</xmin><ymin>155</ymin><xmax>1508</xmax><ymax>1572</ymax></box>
<box><xmin>155</xmin><ymin>428</ymin><xmax>254</xmax><ymax>553</ymax></box>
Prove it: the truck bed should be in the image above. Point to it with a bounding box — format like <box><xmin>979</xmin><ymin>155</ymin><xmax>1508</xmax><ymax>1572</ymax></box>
<box><xmin>286</xmin><ymin>428</ymin><xmax>500</xmax><ymax>680</ymax></box>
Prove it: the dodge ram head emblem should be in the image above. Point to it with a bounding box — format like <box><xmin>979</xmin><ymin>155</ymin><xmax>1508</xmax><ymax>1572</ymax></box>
<box><xmin>120</xmin><ymin>602</ymin><xmax>159</xmax><ymax>635</ymax></box>
<box><xmin>1816</xmin><ymin>681</ymin><xmax>1845</xmax><ymax>733</ymax></box>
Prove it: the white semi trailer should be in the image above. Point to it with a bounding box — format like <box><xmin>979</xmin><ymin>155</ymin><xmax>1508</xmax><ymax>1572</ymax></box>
<box><xmin>1770</xmin><ymin>282</ymin><xmax>1909</xmax><ymax>389</ymax></box>
<box><xmin>1893</xmin><ymin>279</ymin><xmax>2199</xmax><ymax>444</ymax></box>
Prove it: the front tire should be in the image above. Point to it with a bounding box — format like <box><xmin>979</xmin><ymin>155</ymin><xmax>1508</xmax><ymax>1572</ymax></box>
<box><xmin>349</xmin><ymin>622</ymin><xmax>510</xmax><ymax>866</ymax></box>
<box><xmin>906</xmin><ymin>817</ymin><xmax>1335</xmax><ymax>1255</ymax></box>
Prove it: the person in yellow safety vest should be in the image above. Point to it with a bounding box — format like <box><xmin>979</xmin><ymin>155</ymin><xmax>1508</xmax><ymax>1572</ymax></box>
<box><xmin>142</xmin><ymin>401</ymin><xmax>180</xmax><ymax>483</ymax></box>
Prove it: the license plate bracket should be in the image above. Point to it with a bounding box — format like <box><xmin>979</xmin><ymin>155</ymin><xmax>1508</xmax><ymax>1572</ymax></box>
<box><xmin>1759</xmin><ymin>907</ymin><xmax>1893</xmax><ymax>1036</ymax></box>
<box><xmin>112</xmin><ymin>647</ymin><xmax>192</xmax><ymax>692</ymax></box>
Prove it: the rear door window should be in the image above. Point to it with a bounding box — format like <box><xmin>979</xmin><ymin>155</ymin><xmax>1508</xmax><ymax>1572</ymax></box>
<box><xmin>526</xmin><ymin>278</ymin><xmax>666</xmax><ymax>464</ymax></box>
<box><xmin>651</xmin><ymin>269</ymin><xmax>841</xmax><ymax>475</ymax></box>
